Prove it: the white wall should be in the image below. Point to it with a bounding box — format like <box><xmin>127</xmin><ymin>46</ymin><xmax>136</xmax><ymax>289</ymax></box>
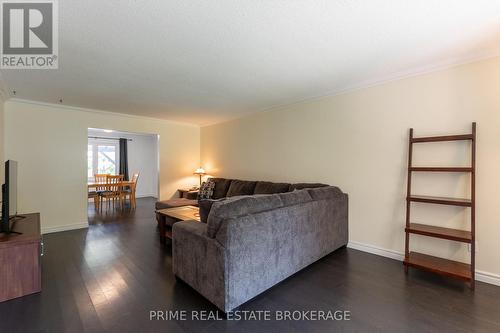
<box><xmin>127</xmin><ymin>134</ymin><xmax>159</xmax><ymax>198</ymax></box>
<box><xmin>4</xmin><ymin>99</ymin><xmax>200</xmax><ymax>233</ymax></box>
<box><xmin>88</xmin><ymin>129</ymin><xmax>159</xmax><ymax>198</ymax></box>
<box><xmin>201</xmin><ymin>56</ymin><xmax>500</xmax><ymax>281</ymax></box>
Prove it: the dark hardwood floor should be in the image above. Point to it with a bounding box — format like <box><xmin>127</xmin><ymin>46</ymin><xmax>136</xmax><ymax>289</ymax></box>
<box><xmin>1</xmin><ymin>197</ymin><xmax>499</xmax><ymax>333</ymax></box>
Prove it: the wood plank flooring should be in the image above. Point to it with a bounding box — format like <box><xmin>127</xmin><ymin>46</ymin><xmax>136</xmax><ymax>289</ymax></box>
<box><xmin>0</xmin><ymin>197</ymin><xmax>499</xmax><ymax>333</ymax></box>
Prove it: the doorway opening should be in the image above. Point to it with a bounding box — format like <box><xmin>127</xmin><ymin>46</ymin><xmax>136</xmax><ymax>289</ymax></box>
<box><xmin>87</xmin><ymin>128</ymin><xmax>159</xmax><ymax>222</ymax></box>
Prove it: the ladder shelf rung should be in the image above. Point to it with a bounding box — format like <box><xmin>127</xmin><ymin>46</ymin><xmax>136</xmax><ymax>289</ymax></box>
<box><xmin>404</xmin><ymin>252</ymin><xmax>472</xmax><ymax>281</ymax></box>
<box><xmin>411</xmin><ymin>134</ymin><xmax>473</xmax><ymax>143</ymax></box>
<box><xmin>410</xmin><ymin>167</ymin><xmax>473</xmax><ymax>172</ymax></box>
<box><xmin>406</xmin><ymin>223</ymin><xmax>472</xmax><ymax>243</ymax></box>
<box><xmin>407</xmin><ymin>195</ymin><xmax>472</xmax><ymax>207</ymax></box>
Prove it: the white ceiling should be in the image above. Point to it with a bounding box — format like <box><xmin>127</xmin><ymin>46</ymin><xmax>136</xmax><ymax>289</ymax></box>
<box><xmin>1</xmin><ymin>0</ymin><xmax>500</xmax><ymax>125</ymax></box>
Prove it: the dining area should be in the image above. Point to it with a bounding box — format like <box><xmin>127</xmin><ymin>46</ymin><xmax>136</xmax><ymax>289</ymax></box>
<box><xmin>88</xmin><ymin>173</ymin><xmax>140</xmax><ymax>211</ymax></box>
<box><xmin>87</xmin><ymin>128</ymin><xmax>159</xmax><ymax>216</ymax></box>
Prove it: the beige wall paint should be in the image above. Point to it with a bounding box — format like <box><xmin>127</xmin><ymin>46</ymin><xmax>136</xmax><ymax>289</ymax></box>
<box><xmin>4</xmin><ymin>100</ymin><xmax>200</xmax><ymax>233</ymax></box>
<box><xmin>0</xmin><ymin>91</ymin><xmax>4</xmax><ymax>193</ymax></box>
<box><xmin>201</xmin><ymin>56</ymin><xmax>500</xmax><ymax>279</ymax></box>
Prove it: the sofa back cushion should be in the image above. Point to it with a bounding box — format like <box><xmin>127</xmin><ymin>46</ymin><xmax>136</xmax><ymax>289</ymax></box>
<box><xmin>226</xmin><ymin>180</ymin><xmax>257</xmax><ymax>197</ymax></box>
<box><xmin>198</xmin><ymin>198</ymin><xmax>225</xmax><ymax>224</ymax></box>
<box><xmin>278</xmin><ymin>189</ymin><xmax>312</xmax><ymax>206</ymax></box>
<box><xmin>211</xmin><ymin>178</ymin><xmax>233</xmax><ymax>199</ymax></box>
<box><xmin>289</xmin><ymin>183</ymin><xmax>328</xmax><ymax>191</ymax></box>
<box><xmin>207</xmin><ymin>195</ymin><xmax>283</xmax><ymax>238</ymax></box>
<box><xmin>307</xmin><ymin>186</ymin><xmax>344</xmax><ymax>200</ymax></box>
<box><xmin>254</xmin><ymin>181</ymin><xmax>291</xmax><ymax>195</ymax></box>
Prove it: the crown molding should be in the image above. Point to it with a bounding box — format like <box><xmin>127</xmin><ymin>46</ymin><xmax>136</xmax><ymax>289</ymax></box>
<box><xmin>204</xmin><ymin>48</ymin><xmax>500</xmax><ymax>127</ymax></box>
<box><xmin>319</xmin><ymin>47</ymin><xmax>500</xmax><ymax>100</ymax></box>
<box><xmin>5</xmin><ymin>47</ymin><xmax>500</xmax><ymax>128</ymax></box>
<box><xmin>7</xmin><ymin>98</ymin><xmax>199</xmax><ymax>127</ymax></box>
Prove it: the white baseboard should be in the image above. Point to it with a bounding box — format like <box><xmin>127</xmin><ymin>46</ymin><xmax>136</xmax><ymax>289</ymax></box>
<box><xmin>347</xmin><ymin>241</ymin><xmax>404</xmax><ymax>261</ymax></box>
<box><xmin>135</xmin><ymin>193</ymin><xmax>158</xmax><ymax>199</ymax></box>
<box><xmin>42</xmin><ymin>222</ymin><xmax>88</xmax><ymax>234</ymax></box>
<box><xmin>475</xmin><ymin>270</ymin><xmax>500</xmax><ymax>286</ymax></box>
<box><xmin>347</xmin><ymin>240</ymin><xmax>500</xmax><ymax>287</ymax></box>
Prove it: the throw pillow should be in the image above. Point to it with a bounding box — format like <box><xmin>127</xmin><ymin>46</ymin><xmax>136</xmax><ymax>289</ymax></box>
<box><xmin>198</xmin><ymin>180</ymin><xmax>215</xmax><ymax>200</ymax></box>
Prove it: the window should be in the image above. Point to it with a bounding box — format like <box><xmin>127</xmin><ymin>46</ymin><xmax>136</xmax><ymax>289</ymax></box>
<box><xmin>87</xmin><ymin>144</ymin><xmax>93</xmax><ymax>179</ymax></box>
<box><xmin>87</xmin><ymin>140</ymin><xmax>120</xmax><ymax>181</ymax></box>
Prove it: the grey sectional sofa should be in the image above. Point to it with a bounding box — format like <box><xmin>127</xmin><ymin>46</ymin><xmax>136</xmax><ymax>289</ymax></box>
<box><xmin>172</xmin><ymin>184</ymin><xmax>348</xmax><ymax>313</ymax></box>
<box><xmin>155</xmin><ymin>177</ymin><xmax>328</xmax><ymax>224</ymax></box>
<box><xmin>155</xmin><ymin>178</ymin><xmax>329</xmax><ymax>210</ymax></box>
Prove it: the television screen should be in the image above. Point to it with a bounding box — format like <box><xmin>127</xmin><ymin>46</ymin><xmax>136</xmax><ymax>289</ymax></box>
<box><xmin>8</xmin><ymin>160</ymin><xmax>18</xmax><ymax>216</ymax></box>
<box><xmin>1</xmin><ymin>160</ymin><xmax>18</xmax><ymax>232</ymax></box>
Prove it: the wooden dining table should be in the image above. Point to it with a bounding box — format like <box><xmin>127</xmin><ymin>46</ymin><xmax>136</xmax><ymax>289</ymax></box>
<box><xmin>88</xmin><ymin>181</ymin><xmax>135</xmax><ymax>210</ymax></box>
<box><xmin>87</xmin><ymin>181</ymin><xmax>134</xmax><ymax>189</ymax></box>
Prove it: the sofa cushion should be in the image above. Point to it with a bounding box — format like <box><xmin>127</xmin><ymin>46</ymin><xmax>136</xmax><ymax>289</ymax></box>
<box><xmin>155</xmin><ymin>199</ymin><xmax>198</xmax><ymax>210</ymax></box>
<box><xmin>307</xmin><ymin>186</ymin><xmax>344</xmax><ymax>200</ymax></box>
<box><xmin>226</xmin><ymin>180</ymin><xmax>257</xmax><ymax>197</ymax></box>
<box><xmin>254</xmin><ymin>181</ymin><xmax>291</xmax><ymax>195</ymax></box>
<box><xmin>211</xmin><ymin>178</ymin><xmax>233</xmax><ymax>199</ymax></box>
<box><xmin>278</xmin><ymin>189</ymin><xmax>312</xmax><ymax>206</ymax></box>
<box><xmin>185</xmin><ymin>191</ymin><xmax>199</xmax><ymax>200</ymax></box>
<box><xmin>198</xmin><ymin>198</ymin><xmax>225</xmax><ymax>224</ymax></box>
<box><xmin>207</xmin><ymin>195</ymin><xmax>283</xmax><ymax>238</ymax></box>
<box><xmin>289</xmin><ymin>183</ymin><xmax>328</xmax><ymax>191</ymax></box>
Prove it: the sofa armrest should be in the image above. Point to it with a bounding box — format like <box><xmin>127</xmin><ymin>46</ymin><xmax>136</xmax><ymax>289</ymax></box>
<box><xmin>172</xmin><ymin>220</ymin><xmax>207</xmax><ymax>238</ymax></box>
<box><xmin>172</xmin><ymin>221</ymin><xmax>226</xmax><ymax>310</ymax></box>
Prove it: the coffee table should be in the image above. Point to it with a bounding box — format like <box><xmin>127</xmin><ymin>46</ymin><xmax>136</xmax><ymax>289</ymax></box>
<box><xmin>156</xmin><ymin>205</ymin><xmax>200</xmax><ymax>244</ymax></box>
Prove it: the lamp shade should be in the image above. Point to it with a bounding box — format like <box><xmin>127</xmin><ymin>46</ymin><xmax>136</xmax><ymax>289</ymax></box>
<box><xmin>194</xmin><ymin>167</ymin><xmax>206</xmax><ymax>175</ymax></box>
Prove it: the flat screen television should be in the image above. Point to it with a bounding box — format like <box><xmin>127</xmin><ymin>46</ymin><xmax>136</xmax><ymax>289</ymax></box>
<box><xmin>1</xmin><ymin>160</ymin><xmax>18</xmax><ymax>233</ymax></box>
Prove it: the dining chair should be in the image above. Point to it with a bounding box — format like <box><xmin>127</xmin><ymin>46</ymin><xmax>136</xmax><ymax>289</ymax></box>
<box><xmin>121</xmin><ymin>173</ymin><xmax>139</xmax><ymax>209</ymax></box>
<box><xmin>99</xmin><ymin>174</ymin><xmax>124</xmax><ymax>210</ymax></box>
<box><xmin>94</xmin><ymin>174</ymin><xmax>108</xmax><ymax>194</ymax></box>
<box><xmin>88</xmin><ymin>190</ymin><xmax>100</xmax><ymax>211</ymax></box>
<box><xmin>90</xmin><ymin>174</ymin><xmax>108</xmax><ymax>211</ymax></box>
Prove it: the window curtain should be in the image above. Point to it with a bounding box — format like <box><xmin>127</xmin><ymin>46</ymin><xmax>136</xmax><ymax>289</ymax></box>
<box><xmin>119</xmin><ymin>138</ymin><xmax>129</xmax><ymax>180</ymax></box>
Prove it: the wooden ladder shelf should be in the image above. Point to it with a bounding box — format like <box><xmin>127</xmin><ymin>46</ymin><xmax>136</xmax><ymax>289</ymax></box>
<box><xmin>404</xmin><ymin>122</ymin><xmax>476</xmax><ymax>288</ymax></box>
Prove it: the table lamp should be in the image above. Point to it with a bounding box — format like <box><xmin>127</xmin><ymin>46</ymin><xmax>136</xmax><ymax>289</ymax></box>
<box><xmin>194</xmin><ymin>167</ymin><xmax>206</xmax><ymax>187</ymax></box>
